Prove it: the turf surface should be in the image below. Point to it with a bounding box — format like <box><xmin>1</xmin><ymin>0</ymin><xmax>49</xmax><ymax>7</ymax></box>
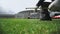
<box><xmin>0</xmin><ymin>18</ymin><xmax>60</xmax><ymax>34</ymax></box>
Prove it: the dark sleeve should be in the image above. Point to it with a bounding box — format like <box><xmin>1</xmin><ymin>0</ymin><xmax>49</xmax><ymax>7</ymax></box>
<box><xmin>52</xmin><ymin>0</ymin><xmax>54</xmax><ymax>2</ymax></box>
<box><xmin>36</xmin><ymin>0</ymin><xmax>44</xmax><ymax>6</ymax></box>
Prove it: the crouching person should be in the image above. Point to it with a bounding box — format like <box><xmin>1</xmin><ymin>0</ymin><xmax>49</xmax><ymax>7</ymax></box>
<box><xmin>35</xmin><ymin>0</ymin><xmax>52</xmax><ymax>21</ymax></box>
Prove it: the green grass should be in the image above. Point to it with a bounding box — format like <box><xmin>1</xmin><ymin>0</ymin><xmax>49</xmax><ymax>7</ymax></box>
<box><xmin>0</xmin><ymin>18</ymin><xmax>60</xmax><ymax>34</ymax></box>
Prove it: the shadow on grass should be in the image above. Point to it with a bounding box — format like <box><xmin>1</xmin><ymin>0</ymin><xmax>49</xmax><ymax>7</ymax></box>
<box><xmin>51</xmin><ymin>30</ymin><xmax>60</xmax><ymax>34</ymax></box>
<box><xmin>50</xmin><ymin>27</ymin><xmax>60</xmax><ymax>34</ymax></box>
<box><xmin>0</xmin><ymin>23</ymin><xmax>4</xmax><ymax>34</ymax></box>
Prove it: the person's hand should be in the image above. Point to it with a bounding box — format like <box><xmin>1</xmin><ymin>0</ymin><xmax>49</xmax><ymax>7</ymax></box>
<box><xmin>35</xmin><ymin>8</ymin><xmax>37</xmax><ymax>12</ymax></box>
<box><xmin>35</xmin><ymin>6</ymin><xmax>39</xmax><ymax>12</ymax></box>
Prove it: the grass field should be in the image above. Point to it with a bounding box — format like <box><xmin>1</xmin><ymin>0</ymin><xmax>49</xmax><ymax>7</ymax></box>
<box><xmin>0</xmin><ymin>18</ymin><xmax>60</xmax><ymax>34</ymax></box>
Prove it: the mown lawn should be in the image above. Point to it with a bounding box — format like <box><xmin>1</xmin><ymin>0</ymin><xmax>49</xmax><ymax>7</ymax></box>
<box><xmin>0</xmin><ymin>18</ymin><xmax>60</xmax><ymax>34</ymax></box>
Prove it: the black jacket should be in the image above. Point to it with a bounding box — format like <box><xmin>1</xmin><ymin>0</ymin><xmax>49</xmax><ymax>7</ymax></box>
<box><xmin>36</xmin><ymin>0</ymin><xmax>54</xmax><ymax>7</ymax></box>
<box><xmin>36</xmin><ymin>0</ymin><xmax>44</xmax><ymax>7</ymax></box>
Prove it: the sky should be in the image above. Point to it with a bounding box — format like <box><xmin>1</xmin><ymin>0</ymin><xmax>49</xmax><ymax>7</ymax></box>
<box><xmin>0</xmin><ymin>0</ymin><xmax>51</xmax><ymax>14</ymax></box>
